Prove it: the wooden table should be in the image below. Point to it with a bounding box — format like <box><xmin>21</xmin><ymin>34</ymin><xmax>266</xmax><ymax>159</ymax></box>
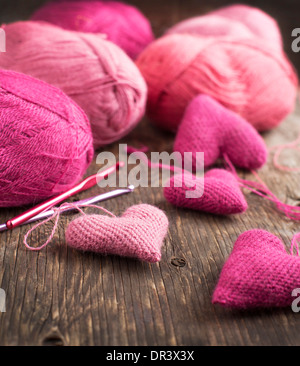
<box><xmin>1</xmin><ymin>0</ymin><xmax>300</xmax><ymax>346</ymax></box>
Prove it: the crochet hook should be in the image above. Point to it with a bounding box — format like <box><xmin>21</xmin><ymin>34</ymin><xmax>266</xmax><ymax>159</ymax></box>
<box><xmin>0</xmin><ymin>185</ymin><xmax>134</xmax><ymax>232</ymax></box>
<box><xmin>2</xmin><ymin>162</ymin><xmax>124</xmax><ymax>231</ymax></box>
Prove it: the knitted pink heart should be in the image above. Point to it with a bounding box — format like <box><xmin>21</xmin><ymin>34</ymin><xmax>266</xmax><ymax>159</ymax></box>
<box><xmin>174</xmin><ymin>94</ymin><xmax>268</xmax><ymax>170</ymax></box>
<box><xmin>213</xmin><ymin>229</ymin><xmax>300</xmax><ymax>308</ymax></box>
<box><xmin>65</xmin><ymin>204</ymin><xmax>169</xmax><ymax>263</ymax></box>
<box><xmin>164</xmin><ymin>169</ymin><xmax>247</xmax><ymax>215</ymax></box>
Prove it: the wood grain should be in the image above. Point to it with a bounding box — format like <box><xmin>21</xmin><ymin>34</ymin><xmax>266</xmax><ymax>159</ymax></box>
<box><xmin>0</xmin><ymin>0</ymin><xmax>300</xmax><ymax>346</ymax></box>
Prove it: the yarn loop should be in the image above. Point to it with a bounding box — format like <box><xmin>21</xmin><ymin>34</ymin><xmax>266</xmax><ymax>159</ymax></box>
<box><xmin>0</xmin><ymin>21</ymin><xmax>147</xmax><ymax>148</ymax></box>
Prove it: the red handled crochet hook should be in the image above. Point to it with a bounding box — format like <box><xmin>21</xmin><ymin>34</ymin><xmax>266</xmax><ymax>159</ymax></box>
<box><xmin>3</xmin><ymin>162</ymin><xmax>124</xmax><ymax>231</ymax></box>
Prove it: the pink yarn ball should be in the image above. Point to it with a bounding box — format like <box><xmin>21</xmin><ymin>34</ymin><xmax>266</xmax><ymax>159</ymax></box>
<box><xmin>31</xmin><ymin>0</ymin><xmax>154</xmax><ymax>59</ymax></box>
<box><xmin>136</xmin><ymin>5</ymin><xmax>298</xmax><ymax>132</ymax></box>
<box><xmin>0</xmin><ymin>70</ymin><xmax>94</xmax><ymax>207</ymax></box>
<box><xmin>66</xmin><ymin>204</ymin><xmax>169</xmax><ymax>262</ymax></box>
<box><xmin>0</xmin><ymin>21</ymin><xmax>147</xmax><ymax>148</ymax></box>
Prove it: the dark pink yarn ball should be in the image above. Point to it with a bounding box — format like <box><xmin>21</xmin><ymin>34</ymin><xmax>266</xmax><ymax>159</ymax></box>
<box><xmin>0</xmin><ymin>70</ymin><xmax>94</xmax><ymax>207</ymax></box>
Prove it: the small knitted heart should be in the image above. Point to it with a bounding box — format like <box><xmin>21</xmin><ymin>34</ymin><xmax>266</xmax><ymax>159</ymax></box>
<box><xmin>174</xmin><ymin>94</ymin><xmax>267</xmax><ymax>170</ymax></box>
<box><xmin>65</xmin><ymin>204</ymin><xmax>169</xmax><ymax>263</ymax></box>
<box><xmin>164</xmin><ymin>169</ymin><xmax>247</xmax><ymax>215</ymax></box>
<box><xmin>212</xmin><ymin>229</ymin><xmax>300</xmax><ymax>308</ymax></box>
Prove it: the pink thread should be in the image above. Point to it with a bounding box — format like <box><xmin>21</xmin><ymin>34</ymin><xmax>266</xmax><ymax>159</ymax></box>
<box><xmin>269</xmin><ymin>132</ymin><xmax>300</xmax><ymax>172</ymax></box>
<box><xmin>136</xmin><ymin>4</ymin><xmax>297</xmax><ymax>132</ymax></box>
<box><xmin>0</xmin><ymin>69</ymin><xmax>94</xmax><ymax>208</ymax></box>
<box><xmin>173</xmin><ymin>94</ymin><xmax>267</xmax><ymax>171</ymax></box>
<box><xmin>125</xmin><ymin>145</ymin><xmax>191</xmax><ymax>175</ymax></box>
<box><xmin>126</xmin><ymin>145</ymin><xmax>149</xmax><ymax>154</ymax></box>
<box><xmin>291</xmin><ymin>232</ymin><xmax>300</xmax><ymax>256</ymax></box>
<box><xmin>24</xmin><ymin>202</ymin><xmax>116</xmax><ymax>251</ymax></box>
<box><xmin>223</xmin><ymin>154</ymin><xmax>300</xmax><ymax>220</ymax></box>
<box><xmin>212</xmin><ymin>229</ymin><xmax>300</xmax><ymax>309</ymax></box>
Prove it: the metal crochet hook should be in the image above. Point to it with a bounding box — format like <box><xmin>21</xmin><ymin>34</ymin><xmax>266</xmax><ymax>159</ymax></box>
<box><xmin>0</xmin><ymin>185</ymin><xmax>134</xmax><ymax>232</ymax></box>
<box><xmin>0</xmin><ymin>162</ymin><xmax>125</xmax><ymax>231</ymax></box>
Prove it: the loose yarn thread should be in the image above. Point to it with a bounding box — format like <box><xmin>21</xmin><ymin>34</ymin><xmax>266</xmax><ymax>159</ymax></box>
<box><xmin>291</xmin><ymin>232</ymin><xmax>300</xmax><ymax>256</ymax></box>
<box><xmin>212</xmin><ymin>229</ymin><xmax>300</xmax><ymax>309</ymax></box>
<box><xmin>24</xmin><ymin>202</ymin><xmax>116</xmax><ymax>251</ymax></box>
<box><xmin>65</xmin><ymin>203</ymin><xmax>169</xmax><ymax>263</ymax></box>
<box><xmin>270</xmin><ymin>132</ymin><xmax>300</xmax><ymax>172</ymax></box>
<box><xmin>0</xmin><ymin>69</ymin><xmax>94</xmax><ymax>207</ymax></box>
<box><xmin>23</xmin><ymin>201</ymin><xmax>169</xmax><ymax>264</ymax></box>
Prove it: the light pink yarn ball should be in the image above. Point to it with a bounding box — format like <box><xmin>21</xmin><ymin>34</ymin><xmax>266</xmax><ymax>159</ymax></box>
<box><xmin>31</xmin><ymin>0</ymin><xmax>154</xmax><ymax>59</ymax></box>
<box><xmin>0</xmin><ymin>70</ymin><xmax>94</xmax><ymax>207</ymax></box>
<box><xmin>167</xmin><ymin>4</ymin><xmax>283</xmax><ymax>53</ymax></box>
<box><xmin>0</xmin><ymin>21</ymin><xmax>147</xmax><ymax>148</ymax></box>
<box><xmin>136</xmin><ymin>5</ymin><xmax>298</xmax><ymax>132</ymax></box>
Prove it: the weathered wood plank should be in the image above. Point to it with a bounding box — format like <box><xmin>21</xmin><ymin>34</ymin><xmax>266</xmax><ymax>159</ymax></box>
<box><xmin>0</xmin><ymin>0</ymin><xmax>300</xmax><ymax>346</ymax></box>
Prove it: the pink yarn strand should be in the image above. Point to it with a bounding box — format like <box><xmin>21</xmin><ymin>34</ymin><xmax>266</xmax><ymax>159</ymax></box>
<box><xmin>223</xmin><ymin>154</ymin><xmax>300</xmax><ymax>220</ymax></box>
<box><xmin>224</xmin><ymin>154</ymin><xmax>300</xmax><ymax>255</ymax></box>
<box><xmin>24</xmin><ymin>202</ymin><xmax>116</xmax><ymax>251</ymax></box>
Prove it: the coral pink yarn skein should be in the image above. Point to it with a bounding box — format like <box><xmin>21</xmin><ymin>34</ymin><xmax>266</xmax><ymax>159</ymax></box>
<box><xmin>167</xmin><ymin>4</ymin><xmax>283</xmax><ymax>52</ymax></box>
<box><xmin>0</xmin><ymin>21</ymin><xmax>147</xmax><ymax>148</ymax></box>
<box><xmin>31</xmin><ymin>0</ymin><xmax>154</xmax><ymax>59</ymax></box>
<box><xmin>66</xmin><ymin>204</ymin><xmax>169</xmax><ymax>262</ymax></box>
<box><xmin>136</xmin><ymin>5</ymin><xmax>297</xmax><ymax>132</ymax></box>
<box><xmin>0</xmin><ymin>70</ymin><xmax>94</xmax><ymax>207</ymax></box>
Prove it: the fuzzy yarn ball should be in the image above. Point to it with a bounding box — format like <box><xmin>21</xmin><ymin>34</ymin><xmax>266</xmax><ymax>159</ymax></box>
<box><xmin>0</xmin><ymin>70</ymin><xmax>94</xmax><ymax>207</ymax></box>
<box><xmin>65</xmin><ymin>204</ymin><xmax>169</xmax><ymax>262</ymax></box>
<box><xmin>31</xmin><ymin>0</ymin><xmax>154</xmax><ymax>60</ymax></box>
<box><xmin>164</xmin><ymin>169</ymin><xmax>247</xmax><ymax>215</ymax></box>
<box><xmin>174</xmin><ymin>95</ymin><xmax>267</xmax><ymax>170</ymax></box>
<box><xmin>136</xmin><ymin>5</ymin><xmax>297</xmax><ymax>132</ymax></box>
<box><xmin>212</xmin><ymin>229</ymin><xmax>300</xmax><ymax>309</ymax></box>
<box><xmin>0</xmin><ymin>21</ymin><xmax>147</xmax><ymax>148</ymax></box>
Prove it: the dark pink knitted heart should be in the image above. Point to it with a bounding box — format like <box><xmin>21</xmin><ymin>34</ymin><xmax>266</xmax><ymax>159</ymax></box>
<box><xmin>65</xmin><ymin>204</ymin><xmax>169</xmax><ymax>263</ymax></box>
<box><xmin>213</xmin><ymin>229</ymin><xmax>300</xmax><ymax>308</ymax></box>
<box><xmin>174</xmin><ymin>94</ymin><xmax>267</xmax><ymax>170</ymax></box>
<box><xmin>164</xmin><ymin>169</ymin><xmax>247</xmax><ymax>215</ymax></box>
